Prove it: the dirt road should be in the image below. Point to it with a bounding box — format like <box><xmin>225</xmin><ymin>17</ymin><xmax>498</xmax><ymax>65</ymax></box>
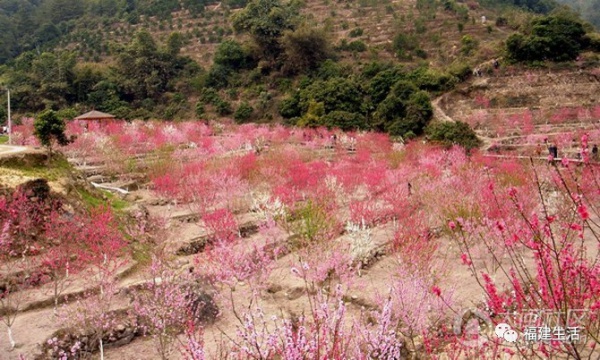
<box><xmin>0</xmin><ymin>144</ymin><xmax>27</xmax><ymax>155</ymax></box>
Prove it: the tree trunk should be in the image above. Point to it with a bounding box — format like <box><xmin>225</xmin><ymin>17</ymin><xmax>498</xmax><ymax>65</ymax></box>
<box><xmin>7</xmin><ymin>326</ymin><xmax>15</xmax><ymax>350</ymax></box>
<box><xmin>54</xmin><ymin>281</ymin><xmax>59</xmax><ymax>316</ymax></box>
<box><xmin>99</xmin><ymin>337</ymin><xmax>104</xmax><ymax>360</ymax></box>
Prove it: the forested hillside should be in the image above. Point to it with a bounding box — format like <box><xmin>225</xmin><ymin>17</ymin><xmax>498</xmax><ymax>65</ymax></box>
<box><xmin>0</xmin><ymin>0</ymin><xmax>599</xmax><ymax>138</ymax></box>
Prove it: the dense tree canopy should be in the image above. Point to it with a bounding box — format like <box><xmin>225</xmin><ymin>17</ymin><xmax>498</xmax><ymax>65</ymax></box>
<box><xmin>506</xmin><ymin>14</ymin><xmax>589</xmax><ymax>61</ymax></box>
<box><xmin>277</xmin><ymin>63</ymin><xmax>442</xmax><ymax>135</ymax></box>
<box><xmin>231</xmin><ymin>0</ymin><xmax>300</xmax><ymax>59</ymax></box>
<box><xmin>1</xmin><ymin>28</ymin><xmax>197</xmax><ymax>119</ymax></box>
<box><xmin>425</xmin><ymin>121</ymin><xmax>482</xmax><ymax>150</ymax></box>
<box><xmin>34</xmin><ymin>109</ymin><xmax>71</xmax><ymax>153</ymax></box>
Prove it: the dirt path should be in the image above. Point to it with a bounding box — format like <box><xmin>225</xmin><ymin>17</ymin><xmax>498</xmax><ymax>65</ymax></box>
<box><xmin>0</xmin><ymin>145</ymin><xmax>27</xmax><ymax>156</ymax></box>
<box><xmin>432</xmin><ymin>88</ymin><xmax>499</xmax><ymax>150</ymax></box>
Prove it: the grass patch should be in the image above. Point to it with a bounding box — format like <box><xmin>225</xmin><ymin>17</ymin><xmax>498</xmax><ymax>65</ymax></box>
<box><xmin>0</xmin><ymin>135</ymin><xmax>7</xmax><ymax>144</ymax></box>
<box><xmin>103</xmin><ymin>190</ymin><xmax>129</xmax><ymax>211</ymax></box>
<box><xmin>131</xmin><ymin>241</ymin><xmax>154</xmax><ymax>266</ymax></box>
<box><xmin>77</xmin><ymin>187</ymin><xmax>131</xmax><ymax>211</ymax></box>
<box><xmin>77</xmin><ymin>187</ymin><xmax>105</xmax><ymax>208</ymax></box>
<box><xmin>3</xmin><ymin>154</ymin><xmax>73</xmax><ymax>181</ymax></box>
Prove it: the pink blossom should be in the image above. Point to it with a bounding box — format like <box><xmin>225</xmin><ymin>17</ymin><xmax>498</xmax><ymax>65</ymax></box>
<box><xmin>448</xmin><ymin>221</ymin><xmax>456</xmax><ymax>230</ymax></box>
<box><xmin>460</xmin><ymin>253</ymin><xmax>472</xmax><ymax>266</ymax></box>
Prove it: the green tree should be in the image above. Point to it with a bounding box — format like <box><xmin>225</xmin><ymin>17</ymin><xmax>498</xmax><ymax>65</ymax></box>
<box><xmin>115</xmin><ymin>30</ymin><xmax>191</xmax><ymax>102</ymax></box>
<box><xmin>234</xmin><ymin>101</ymin><xmax>254</xmax><ymax>123</ymax></box>
<box><xmin>425</xmin><ymin>121</ymin><xmax>481</xmax><ymax>150</ymax></box>
<box><xmin>281</xmin><ymin>24</ymin><xmax>332</xmax><ymax>74</ymax></box>
<box><xmin>460</xmin><ymin>35</ymin><xmax>478</xmax><ymax>56</ymax></box>
<box><xmin>231</xmin><ymin>0</ymin><xmax>300</xmax><ymax>60</ymax></box>
<box><xmin>506</xmin><ymin>14</ymin><xmax>587</xmax><ymax>62</ymax></box>
<box><xmin>368</xmin><ymin>67</ymin><xmax>405</xmax><ymax>105</ymax></box>
<box><xmin>301</xmin><ymin>77</ymin><xmax>364</xmax><ymax>114</ymax></box>
<box><xmin>278</xmin><ymin>92</ymin><xmax>302</xmax><ymax>118</ymax></box>
<box><xmin>297</xmin><ymin>100</ymin><xmax>325</xmax><ymax>128</ymax></box>
<box><xmin>166</xmin><ymin>32</ymin><xmax>184</xmax><ymax>56</ymax></box>
<box><xmin>374</xmin><ymin>82</ymin><xmax>432</xmax><ymax>136</ymax></box>
<box><xmin>34</xmin><ymin>109</ymin><xmax>71</xmax><ymax>154</ymax></box>
<box><xmin>322</xmin><ymin>111</ymin><xmax>368</xmax><ymax>131</ymax></box>
<box><xmin>214</xmin><ymin>40</ymin><xmax>252</xmax><ymax>70</ymax></box>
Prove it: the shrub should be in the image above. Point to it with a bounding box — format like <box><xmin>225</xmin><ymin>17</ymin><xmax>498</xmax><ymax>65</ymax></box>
<box><xmin>348</xmin><ymin>27</ymin><xmax>364</xmax><ymax>37</ymax></box>
<box><xmin>392</xmin><ymin>33</ymin><xmax>417</xmax><ymax>56</ymax></box>
<box><xmin>300</xmin><ymin>77</ymin><xmax>364</xmax><ymax>114</ymax></box>
<box><xmin>506</xmin><ymin>14</ymin><xmax>587</xmax><ymax>62</ymax></box>
<box><xmin>346</xmin><ymin>40</ymin><xmax>367</xmax><ymax>52</ymax></box>
<box><xmin>447</xmin><ymin>62</ymin><xmax>472</xmax><ymax>81</ymax></box>
<box><xmin>214</xmin><ymin>40</ymin><xmax>252</xmax><ymax>70</ymax></box>
<box><xmin>322</xmin><ymin>111</ymin><xmax>368</xmax><ymax>131</ymax></box>
<box><xmin>216</xmin><ymin>100</ymin><xmax>232</xmax><ymax>116</ymax></box>
<box><xmin>278</xmin><ymin>94</ymin><xmax>303</xmax><ymax>119</ymax></box>
<box><xmin>200</xmin><ymin>88</ymin><xmax>219</xmax><ymax>104</ymax></box>
<box><xmin>205</xmin><ymin>65</ymin><xmax>232</xmax><ymax>89</ymax></box>
<box><xmin>281</xmin><ymin>25</ymin><xmax>332</xmax><ymax>74</ymax></box>
<box><xmin>297</xmin><ymin>100</ymin><xmax>325</xmax><ymax>128</ymax></box>
<box><xmin>396</xmin><ymin>91</ymin><xmax>433</xmax><ymax>134</ymax></box>
<box><xmin>495</xmin><ymin>16</ymin><xmax>507</xmax><ymax>26</ymax></box>
<box><xmin>425</xmin><ymin>120</ymin><xmax>481</xmax><ymax>150</ymax></box>
<box><xmin>460</xmin><ymin>35</ymin><xmax>478</xmax><ymax>56</ymax></box>
<box><xmin>234</xmin><ymin>102</ymin><xmax>254</xmax><ymax>123</ymax></box>
<box><xmin>195</xmin><ymin>102</ymin><xmax>205</xmax><ymax>117</ymax></box>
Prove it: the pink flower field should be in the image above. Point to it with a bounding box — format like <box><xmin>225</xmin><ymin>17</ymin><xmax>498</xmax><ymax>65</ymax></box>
<box><xmin>1</xmin><ymin>120</ymin><xmax>599</xmax><ymax>359</ymax></box>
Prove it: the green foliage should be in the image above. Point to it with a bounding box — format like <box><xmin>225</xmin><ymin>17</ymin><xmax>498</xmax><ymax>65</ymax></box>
<box><xmin>200</xmin><ymin>87</ymin><xmax>220</xmax><ymax>104</ymax></box>
<box><xmin>314</xmin><ymin>59</ymin><xmax>350</xmax><ymax>80</ymax></box>
<box><xmin>348</xmin><ymin>27</ymin><xmax>364</xmax><ymax>37</ymax></box>
<box><xmin>425</xmin><ymin>121</ymin><xmax>482</xmax><ymax>150</ymax></box>
<box><xmin>214</xmin><ymin>40</ymin><xmax>253</xmax><ymax>70</ymax></box>
<box><xmin>231</xmin><ymin>0</ymin><xmax>300</xmax><ymax>59</ymax></box>
<box><xmin>195</xmin><ymin>102</ymin><xmax>205</xmax><ymax>117</ymax></box>
<box><xmin>33</xmin><ymin>109</ymin><xmax>70</xmax><ymax>152</ymax></box>
<box><xmin>234</xmin><ymin>101</ymin><xmax>254</xmax><ymax>123</ymax></box>
<box><xmin>297</xmin><ymin>100</ymin><xmax>324</xmax><ymax>128</ymax></box>
<box><xmin>460</xmin><ymin>35</ymin><xmax>479</xmax><ymax>56</ymax></box>
<box><xmin>300</xmin><ymin>77</ymin><xmax>363</xmax><ymax>114</ymax></box>
<box><xmin>392</xmin><ymin>33</ymin><xmax>418</xmax><ymax>58</ymax></box>
<box><xmin>447</xmin><ymin>62</ymin><xmax>473</xmax><ymax>81</ymax></box>
<box><xmin>587</xmin><ymin>33</ymin><xmax>600</xmax><ymax>51</ymax></box>
<box><xmin>375</xmin><ymin>82</ymin><xmax>433</xmax><ymax>136</ymax></box>
<box><xmin>288</xmin><ymin>200</ymin><xmax>334</xmax><ymax>247</ymax></box>
<box><xmin>281</xmin><ymin>25</ymin><xmax>333</xmax><ymax>74</ymax></box>
<box><xmin>506</xmin><ymin>14</ymin><xmax>588</xmax><ymax>62</ymax></box>
<box><xmin>368</xmin><ymin>67</ymin><xmax>405</xmax><ymax>104</ymax></box>
<box><xmin>206</xmin><ymin>64</ymin><xmax>233</xmax><ymax>89</ymax></box>
<box><xmin>337</xmin><ymin>40</ymin><xmax>367</xmax><ymax>52</ymax></box>
<box><xmin>373</xmin><ymin>76</ymin><xmax>418</xmax><ymax>123</ymax></box>
<box><xmin>322</xmin><ymin>111</ymin><xmax>368</xmax><ymax>131</ymax></box>
<box><xmin>279</xmin><ymin>93</ymin><xmax>302</xmax><ymax>118</ymax></box>
<box><xmin>216</xmin><ymin>99</ymin><xmax>233</xmax><ymax>116</ymax></box>
<box><xmin>55</xmin><ymin>107</ymin><xmax>78</xmax><ymax>120</ymax></box>
<box><xmin>409</xmin><ymin>67</ymin><xmax>457</xmax><ymax>92</ymax></box>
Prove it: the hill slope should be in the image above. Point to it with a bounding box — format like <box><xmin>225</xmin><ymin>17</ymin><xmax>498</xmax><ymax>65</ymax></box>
<box><xmin>0</xmin><ymin>0</ymin><xmax>599</xmax><ymax>137</ymax></box>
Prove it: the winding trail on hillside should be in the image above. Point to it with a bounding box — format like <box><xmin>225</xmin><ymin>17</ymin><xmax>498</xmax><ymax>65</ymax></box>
<box><xmin>432</xmin><ymin>89</ymin><xmax>498</xmax><ymax>151</ymax></box>
<box><xmin>431</xmin><ymin>93</ymin><xmax>455</xmax><ymax>123</ymax></box>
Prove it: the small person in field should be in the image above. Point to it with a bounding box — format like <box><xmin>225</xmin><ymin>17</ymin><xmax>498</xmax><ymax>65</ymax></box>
<box><xmin>535</xmin><ymin>143</ymin><xmax>542</xmax><ymax>156</ymax></box>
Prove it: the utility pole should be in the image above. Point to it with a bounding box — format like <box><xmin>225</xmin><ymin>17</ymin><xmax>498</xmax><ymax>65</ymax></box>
<box><xmin>7</xmin><ymin>88</ymin><xmax>11</xmax><ymax>145</ymax></box>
